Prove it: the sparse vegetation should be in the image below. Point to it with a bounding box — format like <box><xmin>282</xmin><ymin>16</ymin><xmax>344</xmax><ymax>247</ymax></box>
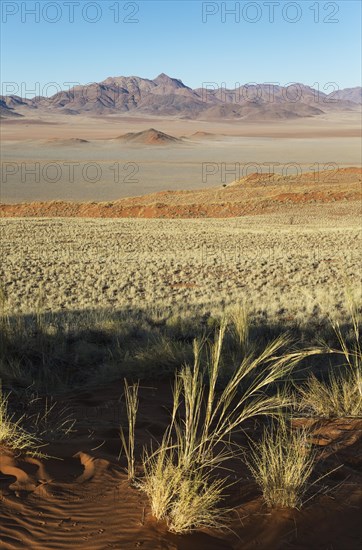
<box><xmin>137</xmin><ymin>320</ymin><xmax>302</xmax><ymax>533</ymax></box>
<box><xmin>0</xmin><ymin>383</ymin><xmax>39</xmax><ymax>454</ymax></box>
<box><xmin>1</xmin><ymin>218</ymin><xmax>360</xmax><ymax>325</ymax></box>
<box><xmin>298</xmin><ymin>296</ymin><xmax>362</xmax><ymax>418</ymax></box>
<box><xmin>26</xmin><ymin>395</ymin><xmax>76</xmax><ymax>442</ymax></box>
<box><xmin>245</xmin><ymin>417</ymin><xmax>315</xmax><ymax>509</ymax></box>
<box><xmin>0</xmin><ymin>218</ymin><xmax>360</xmax><ymax>541</ymax></box>
<box><xmin>120</xmin><ymin>379</ymin><xmax>139</xmax><ymax>481</ymax></box>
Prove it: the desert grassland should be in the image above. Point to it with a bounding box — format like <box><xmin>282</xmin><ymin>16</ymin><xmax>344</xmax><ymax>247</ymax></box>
<box><xmin>0</xmin><ymin>210</ymin><xmax>362</xmax><ymax>542</ymax></box>
<box><xmin>1</xmin><ymin>212</ymin><xmax>361</xmax><ymax>322</ymax></box>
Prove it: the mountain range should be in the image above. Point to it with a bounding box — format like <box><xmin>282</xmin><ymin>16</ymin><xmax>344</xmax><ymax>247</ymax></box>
<box><xmin>1</xmin><ymin>73</ymin><xmax>361</xmax><ymax>121</ymax></box>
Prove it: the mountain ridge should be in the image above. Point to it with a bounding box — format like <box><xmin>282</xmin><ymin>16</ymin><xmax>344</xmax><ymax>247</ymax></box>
<box><xmin>1</xmin><ymin>74</ymin><xmax>361</xmax><ymax>120</ymax></box>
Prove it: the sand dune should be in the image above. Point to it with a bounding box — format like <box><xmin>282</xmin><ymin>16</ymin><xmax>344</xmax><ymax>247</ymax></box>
<box><xmin>43</xmin><ymin>138</ymin><xmax>90</xmax><ymax>146</ymax></box>
<box><xmin>187</xmin><ymin>131</ymin><xmax>220</xmax><ymax>140</ymax></box>
<box><xmin>1</xmin><ymin>382</ymin><xmax>361</xmax><ymax>549</ymax></box>
<box><xmin>115</xmin><ymin>128</ymin><xmax>183</xmax><ymax>145</ymax></box>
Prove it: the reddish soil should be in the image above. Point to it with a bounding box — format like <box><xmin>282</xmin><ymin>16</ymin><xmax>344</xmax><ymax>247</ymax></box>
<box><xmin>1</xmin><ymin>382</ymin><xmax>361</xmax><ymax>549</ymax></box>
<box><xmin>1</xmin><ymin>167</ymin><xmax>361</xmax><ymax>219</ymax></box>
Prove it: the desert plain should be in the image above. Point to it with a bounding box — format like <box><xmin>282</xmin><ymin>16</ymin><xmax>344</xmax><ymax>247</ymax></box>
<box><xmin>1</xmin><ymin>110</ymin><xmax>361</xmax><ymax>202</ymax></box>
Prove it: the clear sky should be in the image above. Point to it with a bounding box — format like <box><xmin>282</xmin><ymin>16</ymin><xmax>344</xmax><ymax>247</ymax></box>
<box><xmin>1</xmin><ymin>0</ymin><xmax>361</xmax><ymax>97</ymax></box>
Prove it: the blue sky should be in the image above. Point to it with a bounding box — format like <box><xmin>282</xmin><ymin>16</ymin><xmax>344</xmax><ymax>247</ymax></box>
<box><xmin>1</xmin><ymin>1</ymin><xmax>361</xmax><ymax>96</ymax></box>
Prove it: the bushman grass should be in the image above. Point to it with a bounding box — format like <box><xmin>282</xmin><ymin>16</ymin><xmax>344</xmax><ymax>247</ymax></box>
<box><xmin>299</xmin><ymin>369</ymin><xmax>362</xmax><ymax>418</ymax></box>
<box><xmin>137</xmin><ymin>319</ymin><xmax>304</xmax><ymax>533</ymax></box>
<box><xmin>0</xmin><ymin>382</ymin><xmax>39</xmax><ymax>454</ymax></box>
<box><xmin>297</xmin><ymin>293</ymin><xmax>361</xmax><ymax>418</ymax></box>
<box><xmin>120</xmin><ymin>379</ymin><xmax>139</xmax><ymax>481</ymax></box>
<box><xmin>245</xmin><ymin>417</ymin><xmax>315</xmax><ymax>508</ymax></box>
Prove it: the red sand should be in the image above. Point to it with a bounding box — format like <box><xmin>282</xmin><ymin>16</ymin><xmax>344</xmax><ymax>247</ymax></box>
<box><xmin>1</xmin><ymin>167</ymin><xmax>361</xmax><ymax>219</ymax></box>
<box><xmin>1</xmin><ymin>382</ymin><xmax>361</xmax><ymax>549</ymax></box>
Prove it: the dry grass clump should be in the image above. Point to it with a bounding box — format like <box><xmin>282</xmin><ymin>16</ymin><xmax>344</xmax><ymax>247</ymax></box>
<box><xmin>137</xmin><ymin>319</ymin><xmax>301</xmax><ymax>533</ymax></box>
<box><xmin>299</xmin><ymin>370</ymin><xmax>362</xmax><ymax>418</ymax></box>
<box><xmin>26</xmin><ymin>395</ymin><xmax>76</xmax><ymax>442</ymax></box>
<box><xmin>326</xmin><ymin>292</ymin><xmax>361</xmax><ymax>377</ymax></box>
<box><xmin>228</xmin><ymin>304</ymin><xmax>250</xmax><ymax>354</ymax></box>
<box><xmin>130</xmin><ymin>334</ymin><xmax>192</xmax><ymax>378</ymax></box>
<box><xmin>141</xmin><ymin>448</ymin><xmax>227</xmax><ymax>533</ymax></box>
<box><xmin>246</xmin><ymin>417</ymin><xmax>315</xmax><ymax>508</ymax></box>
<box><xmin>120</xmin><ymin>380</ymin><xmax>139</xmax><ymax>481</ymax></box>
<box><xmin>298</xmin><ymin>294</ymin><xmax>361</xmax><ymax>418</ymax></box>
<box><xmin>0</xmin><ymin>384</ymin><xmax>39</xmax><ymax>454</ymax></box>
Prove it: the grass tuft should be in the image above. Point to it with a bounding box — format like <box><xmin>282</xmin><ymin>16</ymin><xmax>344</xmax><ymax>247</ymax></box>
<box><xmin>141</xmin><ymin>446</ymin><xmax>227</xmax><ymax>533</ymax></box>
<box><xmin>297</xmin><ymin>293</ymin><xmax>361</xmax><ymax>418</ymax></box>
<box><xmin>139</xmin><ymin>319</ymin><xmax>300</xmax><ymax>532</ymax></box>
<box><xmin>0</xmin><ymin>382</ymin><xmax>40</xmax><ymax>454</ymax></box>
<box><xmin>299</xmin><ymin>370</ymin><xmax>362</xmax><ymax>418</ymax></box>
<box><xmin>120</xmin><ymin>379</ymin><xmax>139</xmax><ymax>481</ymax></box>
<box><xmin>245</xmin><ymin>417</ymin><xmax>315</xmax><ymax>508</ymax></box>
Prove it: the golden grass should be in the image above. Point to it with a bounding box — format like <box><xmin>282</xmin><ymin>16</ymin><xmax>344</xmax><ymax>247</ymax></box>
<box><xmin>299</xmin><ymin>370</ymin><xmax>362</xmax><ymax>418</ymax></box>
<box><xmin>228</xmin><ymin>304</ymin><xmax>250</xmax><ymax>358</ymax></box>
<box><xmin>141</xmin><ymin>447</ymin><xmax>228</xmax><ymax>532</ymax></box>
<box><xmin>327</xmin><ymin>292</ymin><xmax>361</xmax><ymax>389</ymax></box>
<box><xmin>120</xmin><ymin>379</ymin><xmax>139</xmax><ymax>480</ymax></box>
<box><xmin>246</xmin><ymin>417</ymin><xmax>315</xmax><ymax>508</ymax></box>
<box><xmin>0</xmin><ymin>383</ymin><xmax>39</xmax><ymax>453</ymax></box>
<box><xmin>297</xmin><ymin>292</ymin><xmax>361</xmax><ymax>417</ymax></box>
<box><xmin>138</xmin><ymin>319</ymin><xmax>303</xmax><ymax>533</ymax></box>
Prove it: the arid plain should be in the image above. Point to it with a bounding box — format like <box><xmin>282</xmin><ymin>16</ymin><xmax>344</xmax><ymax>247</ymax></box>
<box><xmin>1</xmin><ymin>110</ymin><xmax>361</xmax><ymax>201</ymax></box>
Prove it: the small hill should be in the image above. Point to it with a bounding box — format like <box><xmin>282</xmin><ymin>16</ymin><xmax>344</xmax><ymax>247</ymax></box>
<box><xmin>44</xmin><ymin>138</ymin><xmax>89</xmax><ymax>145</ymax></box>
<box><xmin>189</xmin><ymin>131</ymin><xmax>219</xmax><ymax>139</ymax></box>
<box><xmin>115</xmin><ymin>128</ymin><xmax>182</xmax><ymax>145</ymax></box>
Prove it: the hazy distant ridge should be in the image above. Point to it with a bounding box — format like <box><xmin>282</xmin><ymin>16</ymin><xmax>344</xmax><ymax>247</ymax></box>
<box><xmin>1</xmin><ymin>73</ymin><xmax>361</xmax><ymax>120</ymax></box>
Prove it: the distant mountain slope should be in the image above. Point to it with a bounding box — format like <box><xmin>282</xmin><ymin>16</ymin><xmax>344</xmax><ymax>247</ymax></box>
<box><xmin>1</xmin><ymin>75</ymin><xmax>360</xmax><ymax>120</ymax></box>
<box><xmin>330</xmin><ymin>87</ymin><xmax>362</xmax><ymax>104</ymax></box>
<box><xmin>0</xmin><ymin>98</ymin><xmax>24</xmax><ymax>118</ymax></box>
